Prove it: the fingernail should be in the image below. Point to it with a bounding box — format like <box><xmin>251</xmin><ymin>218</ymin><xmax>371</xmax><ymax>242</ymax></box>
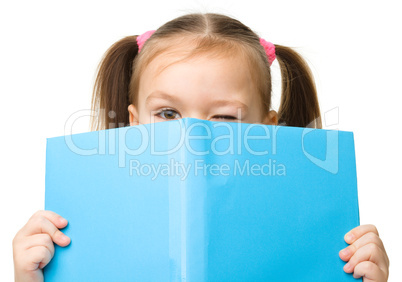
<box><xmin>59</xmin><ymin>217</ymin><xmax>68</xmax><ymax>225</ymax></box>
<box><xmin>60</xmin><ymin>233</ymin><xmax>69</xmax><ymax>242</ymax></box>
<box><xmin>340</xmin><ymin>249</ymin><xmax>350</xmax><ymax>257</ymax></box>
<box><xmin>345</xmin><ymin>233</ymin><xmax>354</xmax><ymax>242</ymax></box>
<box><xmin>344</xmin><ymin>262</ymin><xmax>351</xmax><ymax>271</ymax></box>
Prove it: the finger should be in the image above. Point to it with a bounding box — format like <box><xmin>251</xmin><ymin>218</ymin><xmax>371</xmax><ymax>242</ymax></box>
<box><xmin>339</xmin><ymin>232</ymin><xmax>386</xmax><ymax>263</ymax></box>
<box><xmin>13</xmin><ymin>234</ymin><xmax>53</xmax><ymax>269</ymax></box>
<box><xmin>343</xmin><ymin>243</ymin><xmax>388</xmax><ymax>274</ymax></box>
<box><xmin>14</xmin><ymin>210</ymin><xmax>66</xmax><ymax>241</ymax></box>
<box><xmin>344</xmin><ymin>224</ymin><xmax>379</xmax><ymax>244</ymax></box>
<box><xmin>21</xmin><ymin>210</ymin><xmax>68</xmax><ymax>236</ymax></box>
<box><xmin>22</xmin><ymin>212</ymin><xmax>70</xmax><ymax>246</ymax></box>
<box><xmin>352</xmin><ymin>261</ymin><xmax>387</xmax><ymax>281</ymax></box>
<box><xmin>24</xmin><ymin>246</ymin><xmax>53</xmax><ymax>271</ymax></box>
<box><xmin>23</xmin><ymin>234</ymin><xmax>55</xmax><ymax>257</ymax></box>
<box><xmin>30</xmin><ymin>210</ymin><xmax>69</xmax><ymax>229</ymax></box>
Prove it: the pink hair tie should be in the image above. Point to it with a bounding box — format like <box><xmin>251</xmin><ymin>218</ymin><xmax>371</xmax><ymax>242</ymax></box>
<box><xmin>136</xmin><ymin>30</ymin><xmax>156</xmax><ymax>52</ymax></box>
<box><xmin>259</xmin><ymin>38</ymin><xmax>276</xmax><ymax>65</ymax></box>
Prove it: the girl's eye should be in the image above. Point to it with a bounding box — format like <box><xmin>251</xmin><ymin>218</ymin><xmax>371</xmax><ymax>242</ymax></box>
<box><xmin>156</xmin><ymin>109</ymin><xmax>181</xmax><ymax>120</ymax></box>
<box><xmin>213</xmin><ymin>115</ymin><xmax>237</xmax><ymax>120</ymax></box>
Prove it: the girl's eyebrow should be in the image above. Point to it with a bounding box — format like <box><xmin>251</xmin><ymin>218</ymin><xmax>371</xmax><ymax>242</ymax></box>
<box><xmin>145</xmin><ymin>91</ymin><xmax>181</xmax><ymax>106</ymax></box>
<box><xmin>145</xmin><ymin>91</ymin><xmax>248</xmax><ymax>112</ymax></box>
<box><xmin>210</xmin><ymin>100</ymin><xmax>249</xmax><ymax>113</ymax></box>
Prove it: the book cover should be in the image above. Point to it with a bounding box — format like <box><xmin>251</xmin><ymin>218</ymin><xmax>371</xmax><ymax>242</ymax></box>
<box><xmin>44</xmin><ymin>118</ymin><xmax>360</xmax><ymax>281</ymax></box>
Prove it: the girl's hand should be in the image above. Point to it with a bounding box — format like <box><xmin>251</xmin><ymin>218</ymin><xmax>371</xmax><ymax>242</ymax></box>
<box><xmin>13</xmin><ymin>210</ymin><xmax>71</xmax><ymax>282</ymax></box>
<box><xmin>339</xmin><ymin>224</ymin><xmax>389</xmax><ymax>281</ymax></box>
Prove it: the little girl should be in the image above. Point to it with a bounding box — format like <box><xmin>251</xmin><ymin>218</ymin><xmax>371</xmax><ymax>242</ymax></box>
<box><xmin>13</xmin><ymin>13</ymin><xmax>389</xmax><ymax>281</ymax></box>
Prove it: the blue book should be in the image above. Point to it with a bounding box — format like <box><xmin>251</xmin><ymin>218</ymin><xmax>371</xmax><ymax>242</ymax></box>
<box><xmin>44</xmin><ymin>118</ymin><xmax>360</xmax><ymax>281</ymax></box>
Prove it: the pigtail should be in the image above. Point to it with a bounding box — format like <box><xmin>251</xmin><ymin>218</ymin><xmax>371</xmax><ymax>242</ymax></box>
<box><xmin>90</xmin><ymin>36</ymin><xmax>139</xmax><ymax>130</ymax></box>
<box><xmin>275</xmin><ymin>45</ymin><xmax>322</xmax><ymax>128</ymax></box>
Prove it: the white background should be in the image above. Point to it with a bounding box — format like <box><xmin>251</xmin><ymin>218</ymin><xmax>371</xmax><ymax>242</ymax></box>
<box><xmin>1</xmin><ymin>0</ymin><xmax>401</xmax><ymax>280</ymax></box>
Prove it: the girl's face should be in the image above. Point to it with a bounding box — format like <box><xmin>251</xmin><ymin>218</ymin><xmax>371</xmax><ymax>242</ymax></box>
<box><xmin>128</xmin><ymin>52</ymin><xmax>278</xmax><ymax>125</ymax></box>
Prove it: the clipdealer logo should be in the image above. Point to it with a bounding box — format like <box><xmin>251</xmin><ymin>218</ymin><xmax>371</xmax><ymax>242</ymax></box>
<box><xmin>301</xmin><ymin>107</ymin><xmax>339</xmax><ymax>174</ymax></box>
<box><xmin>63</xmin><ymin>107</ymin><xmax>340</xmax><ymax>174</ymax></box>
<box><xmin>129</xmin><ymin>158</ymin><xmax>286</xmax><ymax>181</ymax></box>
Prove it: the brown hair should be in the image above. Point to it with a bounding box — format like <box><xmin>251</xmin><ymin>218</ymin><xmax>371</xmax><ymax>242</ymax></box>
<box><xmin>91</xmin><ymin>13</ymin><xmax>321</xmax><ymax>130</ymax></box>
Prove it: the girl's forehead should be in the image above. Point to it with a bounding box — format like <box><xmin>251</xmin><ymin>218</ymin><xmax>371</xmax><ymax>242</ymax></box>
<box><xmin>141</xmin><ymin>49</ymin><xmax>251</xmax><ymax>87</ymax></box>
<box><xmin>138</xmin><ymin>49</ymin><xmax>258</xmax><ymax>106</ymax></box>
<box><xmin>142</xmin><ymin>45</ymin><xmax>250</xmax><ymax>79</ymax></box>
<box><xmin>135</xmin><ymin>38</ymin><xmax>263</xmax><ymax>109</ymax></box>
